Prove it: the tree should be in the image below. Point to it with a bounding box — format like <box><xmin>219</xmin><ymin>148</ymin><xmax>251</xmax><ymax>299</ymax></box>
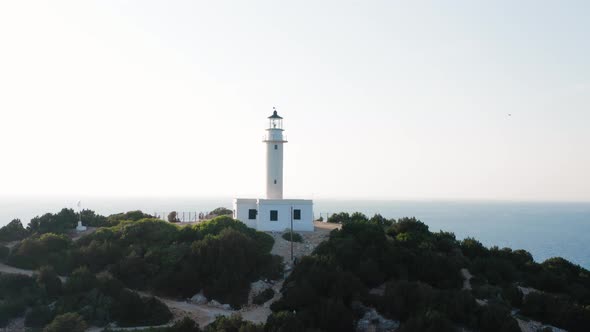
<box><xmin>80</xmin><ymin>209</ymin><xmax>108</xmax><ymax>227</ymax></box>
<box><xmin>398</xmin><ymin>311</ymin><xmax>455</xmax><ymax>332</ymax></box>
<box><xmin>25</xmin><ymin>305</ymin><xmax>55</xmax><ymax>328</ymax></box>
<box><xmin>209</xmin><ymin>207</ymin><xmax>233</xmax><ymax>216</ymax></box>
<box><xmin>36</xmin><ymin>265</ymin><xmax>62</xmax><ymax>298</ymax></box>
<box><xmin>64</xmin><ymin>267</ymin><xmax>97</xmax><ymax>294</ymax></box>
<box><xmin>0</xmin><ymin>219</ymin><xmax>28</xmax><ymax>242</ymax></box>
<box><xmin>43</xmin><ymin>313</ymin><xmax>87</xmax><ymax>332</ymax></box>
<box><xmin>327</xmin><ymin>212</ymin><xmax>350</xmax><ymax>224</ymax></box>
<box><xmin>369</xmin><ymin>214</ymin><xmax>392</xmax><ymax>227</ymax></box>
<box><xmin>28</xmin><ymin>209</ymin><xmax>78</xmax><ymax>234</ymax></box>
<box><xmin>460</xmin><ymin>237</ymin><xmax>488</xmax><ymax>259</ymax></box>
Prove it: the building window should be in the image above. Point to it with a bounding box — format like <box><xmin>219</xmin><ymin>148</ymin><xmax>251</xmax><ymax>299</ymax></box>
<box><xmin>248</xmin><ymin>209</ymin><xmax>257</xmax><ymax>220</ymax></box>
<box><xmin>293</xmin><ymin>209</ymin><xmax>301</xmax><ymax>220</ymax></box>
<box><xmin>274</xmin><ymin>144</ymin><xmax>278</xmax><ymax>150</ymax></box>
<box><xmin>270</xmin><ymin>210</ymin><xmax>278</xmax><ymax>221</ymax></box>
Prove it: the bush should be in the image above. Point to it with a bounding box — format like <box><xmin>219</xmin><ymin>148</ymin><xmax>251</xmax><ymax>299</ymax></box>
<box><xmin>170</xmin><ymin>317</ymin><xmax>201</xmax><ymax>332</ymax></box>
<box><xmin>282</xmin><ymin>231</ymin><xmax>302</xmax><ymax>243</ymax></box>
<box><xmin>209</xmin><ymin>207</ymin><xmax>233</xmax><ymax>216</ymax></box>
<box><xmin>460</xmin><ymin>237</ymin><xmax>488</xmax><ymax>259</ymax></box>
<box><xmin>0</xmin><ymin>300</ymin><xmax>26</xmax><ymax>327</ymax></box>
<box><xmin>477</xmin><ymin>302</ymin><xmax>521</xmax><ymax>332</ymax></box>
<box><xmin>0</xmin><ymin>245</ymin><xmax>8</xmax><ymax>260</ymax></box>
<box><xmin>386</xmin><ymin>217</ymin><xmax>429</xmax><ymax>238</ymax></box>
<box><xmin>112</xmin><ymin>289</ymin><xmax>173</xmax><ymax>327</ymax></box>
<box><xmin>28</xmin><ymin>209</ymin><xmax>78</xmax><ymax>234</ymax></box>
<box><xmin>43</xmin><ymin>312</ymin><xmax>87</xmax><ymax>332</ymax></box>
<box><xmin>107</xmin><ymin>210</ymin><xmax>153</xmax><ymax>226</ymax></box>
<box><xmin>25</xmin><ymin>305</ymin><xmax>55</xmax><ymax>328</ymax></box>
<box><xmin>502</xmin><ymin>285</ymin><xmax>523</xmax><ymax>308</ymax></box>
<box><xmin>64</xmin><ymin>267</ymin><xmax>97</xmax><ymax>294</ymax></box>
<box><xmin>80</xmin><ymin>209</ymin><xmax>108</xmax><ymax>227</ymax></box>
<box><xmin>520</xmin><ymin>292</ymin><xmax>590</xmax><ymax>332</ymax></box>
<box><xmin>168</xmin><ymin>211</ymin><xmax>180</xmax><ymax>223</ymax></box>
<box><xmin>36</xmin><ymin>265</ymin><xmax>62</xmax><ymax>298</ymax></box>
<box><xmin>253</xmin><ymin>288</ymin><xmax>275</xmax><ymax>305</ymax></box>
<box><xmin>265</xmin><ymin>311</ymin><xmax>305</xmax><ymax>332</ymax></box>
<box><xmin>327</xmin><ymin>212</ymin><xmax>350</xmax><ymax>224</ymax></box>
<box><xmin>7</xmin><ymin>233</ymin><xmax>72</xmax><ymax>272</ymax></box>
<box><xmin>398</xmin><ymin>310</ymin><xmax>455</xmax><ymax>332</ymax></box>
<box><xmin>0</xmin><ymin>219</ymin><xmax>28</xmax><ymax>242</ymax></box>
<box><xmin>204</xmin><ymin>315</ymin><xmax>263</xmax><ymax>332</ymax></box>
<box><xmin>369</xmin><ymin>214</ymin><xmax>393</xmax><ymax>227</ymax></box>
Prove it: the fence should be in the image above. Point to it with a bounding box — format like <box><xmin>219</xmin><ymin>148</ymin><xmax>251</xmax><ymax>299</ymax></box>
<box><xmin>153</xmin><ymin>211</ymin><xmax>209</xmax><ymax>223</ymax></box>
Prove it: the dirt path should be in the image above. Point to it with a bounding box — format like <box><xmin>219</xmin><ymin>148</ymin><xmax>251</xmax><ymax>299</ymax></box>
<box><xmin>0</xmin><ymin>262</ymin><xmax>67</xmax><ymax>282</ymax></box>
<box><xmin>0</xmin><ymin>262</ymin><xmax>35</xmax><ymax>277</ymax></box>
<box><xmin>460</xmin><ymin>268</ymin><xmax>473</xmax><ymax>290</ymax></box>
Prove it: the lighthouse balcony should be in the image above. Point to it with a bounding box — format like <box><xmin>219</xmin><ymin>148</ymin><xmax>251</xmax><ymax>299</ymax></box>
<box><xmin>262</xmin><ymin>134</ymin><xmax>287</xmax><ymax>142</ymax></box>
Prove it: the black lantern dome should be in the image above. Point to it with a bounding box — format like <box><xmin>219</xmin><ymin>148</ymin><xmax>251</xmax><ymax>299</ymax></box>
<box><xmin>268</xmin><ymin>107</ymin><xmax>283</xmax><ymax>129</ymax></box>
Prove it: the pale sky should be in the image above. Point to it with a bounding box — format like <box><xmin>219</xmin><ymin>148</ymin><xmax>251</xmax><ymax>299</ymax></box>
<box><xmin>1</xmin><ymin>1</ymin><xmax>589</xmax><ymax>201</ymax></box>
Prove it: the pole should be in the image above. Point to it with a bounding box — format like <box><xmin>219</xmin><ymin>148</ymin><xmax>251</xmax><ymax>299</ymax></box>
<box><xmin>290</xmin><ymin>206</ymin><xmax>294</xmax><ymax>262</ymax></box>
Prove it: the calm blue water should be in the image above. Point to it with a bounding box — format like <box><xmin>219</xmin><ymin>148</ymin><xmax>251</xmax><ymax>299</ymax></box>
<box><xmin>1</xmin><ymin>197</ymin><xmax>589</xmax><ymax>269</ymax></box>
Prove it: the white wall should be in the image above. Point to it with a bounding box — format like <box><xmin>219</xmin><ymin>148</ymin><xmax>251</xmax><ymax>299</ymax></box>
<box><xmin>233</xmin><ymin>198</ymin><xmax>258</xmax><ymax>229</ymax></box>
<box><xmin>234</xmin><ymin>198</ymin><xmax>314</xmax><ymax>232</ymax></box>
<box><xmin>257</xmin><ymin>200</ymin><xmax>314</xmax><ymax>232</ymax></box>
<box><xmin>265</xmin><ymin>136</ymin><xmax>284</xmax><ymax>199</ymax></box>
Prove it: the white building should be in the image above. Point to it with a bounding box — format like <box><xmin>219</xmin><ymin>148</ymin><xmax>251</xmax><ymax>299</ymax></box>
<box><xmin>233</xmin><ymin>109</ymin><xmax>314</xmax><ymax>232</ymax></box>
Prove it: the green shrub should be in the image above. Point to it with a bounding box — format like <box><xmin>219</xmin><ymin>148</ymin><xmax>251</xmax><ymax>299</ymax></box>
<box><xmin>29</xmin><ymin>209</ymin><xmax>78</xmax><ymax>234</ymax></box>
<box><xmin>502</xmin><ymin>285</ymin><xmax>523</xmax><ymax>308</ymax></box>
<box><xmin>398</xmin><ymin>310</ymin><xmax>455</xmax><ymax>332</ymax></box>
<box><xmin>168</xmin><ymin>211</ymin><xmax>180</xmax><ymax>223</ymax></box>
<box><xmin>327</xmin><ymin>212</ymin><xmax>350</xmax><ymax>224</ymax></box>
<box><xmin>43</xmin><ymin>312</ymin><xmax>87</xmax><ymax>332</ymax></box>
<box><xmin>64</xmin><ymin>267</ymin><xmax>97</xmax><ymax>294</ymax></box>
<box><xmin>265</xmin><ymin>311</ymin><xmax>305</xmax><ymax>332</ymax></box>
<box><xmin>36</xmin><ymin>265</ymin><xmax>62</xmax><ymax>298</ymax></box>
<box><xmin>80</xmin><ymin>210</ymin><xmax>108</xmax><ymax>227</ymax></box>
<box><xmin>387</xmin><ymin>217</ymin><xmax>429</xmax><ymax>237</ymax></box>
<box><xmin>103</xmin><ymin>317</ymin><xmax>201</xmax><ymax>332</ymax></box>
<box><xmin>521</xmin><ymin>292</ymin><xmax>590</xmax><ymax>332</ymax></box>
<box><xmin>477</xmin><ymin>302</ymin><xmax>521</xmax><ymax>332</ymax></box>
<box><xmin>0</xmin><ymin>299</ymin><xmax>26</xmax><ymax>327</ymax></box>
<box><xmin>282</xmin><ymin>231</ymin><xmax>302</xmax><ymax>243</ymax></box>
<box><xmin>460</xmin><ymin>237</ymin><xmax>488</xmax><ymax>259</ymax></box>
<box><xmin>209</xmin><ymin>207</ymin><xmax>233</xmax><ymax>216</ymax></box>
<box><xmin>369</xmin><ymin>214</ymin><xmax>393</xmax><ymax>227</ymax></box>
<box><xmin>0</xmin><ymin>245</ymin><xmax>8</xmax><ymax>260</ymax></box>
<box><xmin>205</xmin><ymin>315</ymin><xmax>263</xmax><ymax>332</ymax></box>
<box><xmin>25</xmin><ymin>305</ymin><xmax>55</xmax><ymax>328</ymax></box>
<box><xmin>112</xmin><ymin>289</ymin><xmax>172</xmax><ymax>327</ymax></box>
<box><xmin>7</xmin><ymin>233</ymin><xmax>72</xmax><ymax>272</ymax></box>
<box><xmin>107</xmin><ymin>210</ymin><xmax>153</xmax><ymax>225</ymax></box>
<box><xmin>0</xmin><ymin>219</ymin><xmax>28</xmax><ymax>241</ymax></box>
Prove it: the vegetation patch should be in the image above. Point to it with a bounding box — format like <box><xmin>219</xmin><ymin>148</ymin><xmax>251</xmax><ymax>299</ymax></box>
<box><xmin>281</xmin><ymin>231</ymin><xmax>303</xmax><ymax>243</ymax></box>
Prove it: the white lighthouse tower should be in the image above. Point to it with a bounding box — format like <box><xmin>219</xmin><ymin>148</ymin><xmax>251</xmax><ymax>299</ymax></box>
<box><xmin>265</xmin><ymin>107</ymin><xmax>287</xmax><ymax>199</ymax></box>
<box><xmin>233</xmin><ymin>108</ymin><xmax>314</xmax><ymax>232</ymax></box>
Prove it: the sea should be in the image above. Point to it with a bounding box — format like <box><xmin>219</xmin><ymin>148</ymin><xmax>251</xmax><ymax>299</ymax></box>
<box><xmin>1</xmin><ymin>197</ymin><xmax>589</xmax><ymax>270</ymax></box>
